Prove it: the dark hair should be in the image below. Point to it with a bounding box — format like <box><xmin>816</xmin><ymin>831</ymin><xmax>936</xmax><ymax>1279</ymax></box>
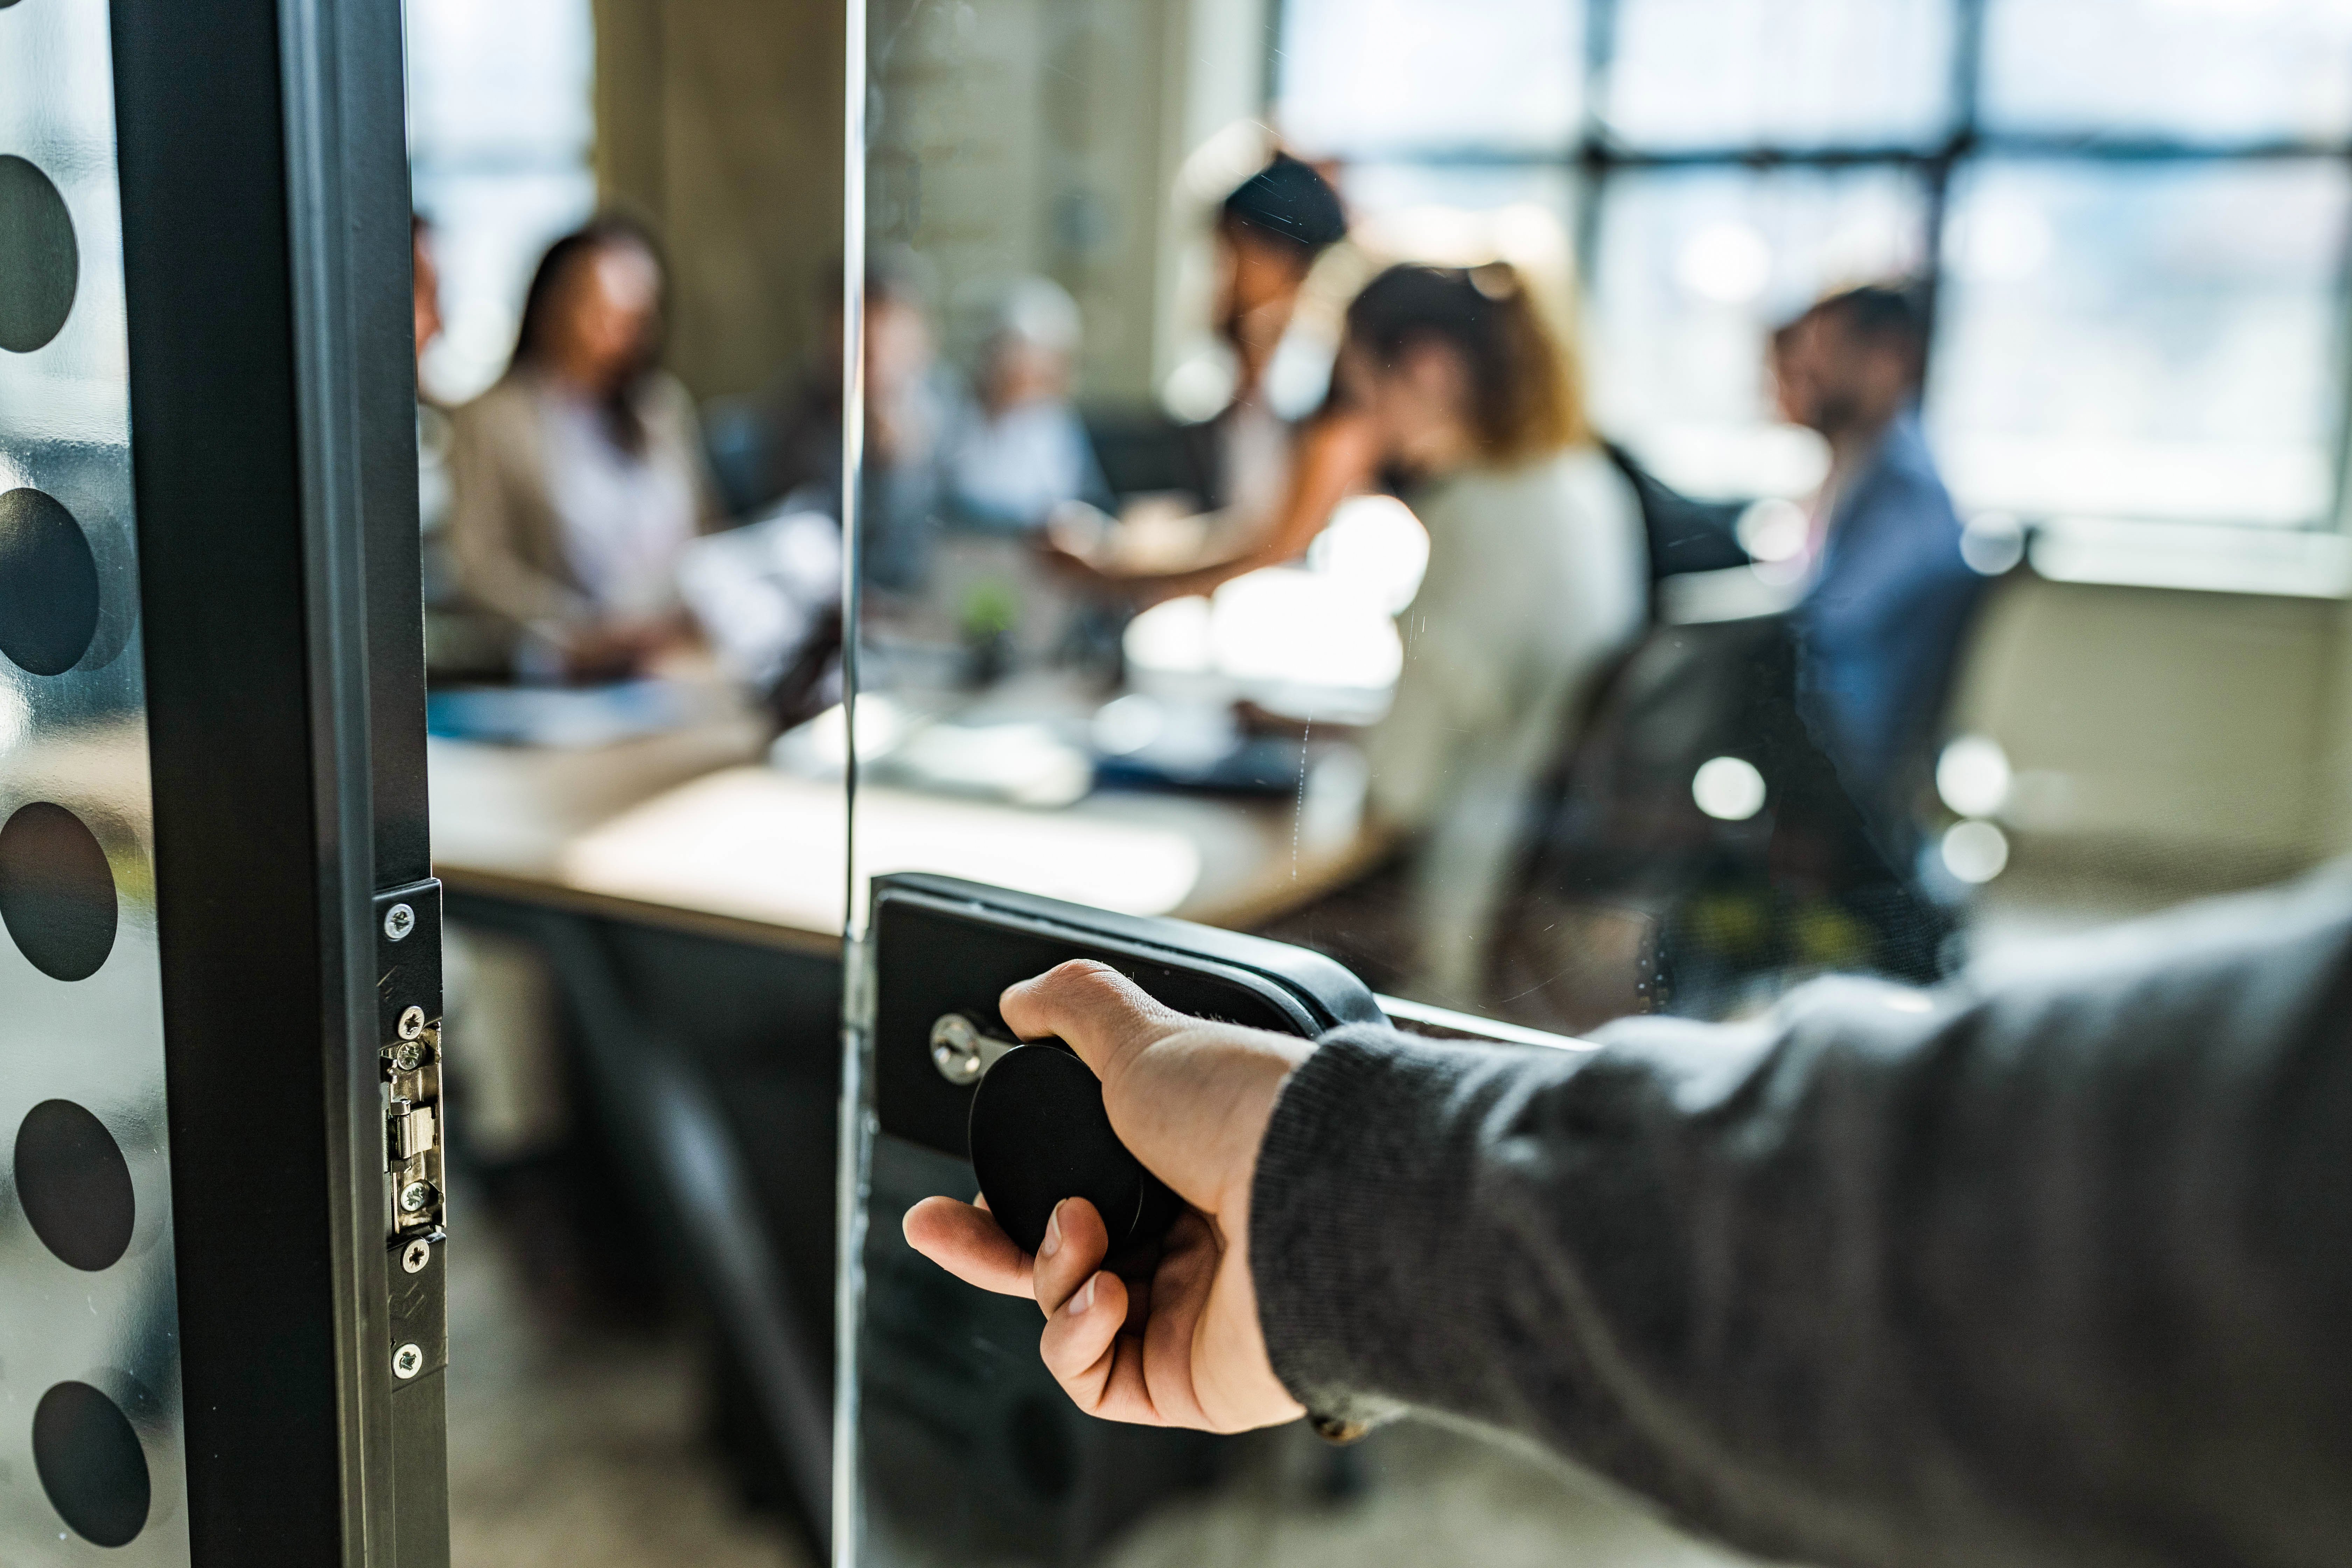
<box><xmin>1219</xmin><ymin>153</ymin><xmax>1348</xmax><ymax>259</ymax></box>
<box><xmin>510</xmin><ymin>215</ymin><xmax>667</xmax><ymax>451</ymax></box>
<box><xmin>1802</xmin><ymin>283</ymin><xmax>1928</xmax><ymax>380</ymax></box>
<box><xmin>1344</xmin><ymin>262</ymin><xmax>1589</xmax><ymax>463</ymax></box>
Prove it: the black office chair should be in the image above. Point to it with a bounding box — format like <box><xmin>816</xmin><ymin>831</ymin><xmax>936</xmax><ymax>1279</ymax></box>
<box><xmin>1495</xmin><ymin>610</ymin><xmax>1956</xmax><ymax>1027</ymax></box>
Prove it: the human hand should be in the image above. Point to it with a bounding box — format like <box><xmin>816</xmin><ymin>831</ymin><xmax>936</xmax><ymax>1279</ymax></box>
<box><xmin>564</xmin><ymin>614</ymin><xmax>690</xmax><ymax>683</ymax></box>
<box><xmin>902</xmin><ymin>960</ymin><xmax>1312</xmax><ymax>1432</ymax></box>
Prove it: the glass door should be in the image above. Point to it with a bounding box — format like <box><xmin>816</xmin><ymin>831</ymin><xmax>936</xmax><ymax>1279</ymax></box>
<box><xmin>0</xmin><ymin>0</ymin><xmax>439</xmax><ymax>1560</ymax></box>
<box><xmin>827</xmin><ymin>1</ymin><xmax>2352</xmax><ymax>1562</ymax></box>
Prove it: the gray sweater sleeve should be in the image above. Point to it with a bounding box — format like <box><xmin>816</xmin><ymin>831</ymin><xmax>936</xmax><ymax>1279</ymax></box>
<box><xmin>1249</xmin><ymin>869</ymin><xmax>2352</xmax><ymax>1568</ymax></box>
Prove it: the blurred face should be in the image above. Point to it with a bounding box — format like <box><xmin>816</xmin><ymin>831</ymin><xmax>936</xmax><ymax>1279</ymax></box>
<box><xmin>1338</xmin><ymin>335</ymin><xmax>1477</xmax><ymax>477</ymax></box>
<box><xmin>864</xmin><ymin>294</ymin><xmax>934</xmax><ymax>400</ymax></box>
<box><xmin>1215</xmin><ymin>222</ymin><xmax>1313</xmax><ymax>370</ymax></box>
<box><xmin>981</xmin><ymin>335</ymin><xmax>1069</xmax><ymax>415</ymax></box>
<box><xmin>412</xmin><ymin>230</ymin><xmax>441</xmax><ymax>366</ymax></box>
<box><xmin>547</xmin><ymin>241</ymin><xmax>661</xmax><ymax>392</ymax></box>
<box><xmin>1773</xmin><ymin>311</ymin><xmax>1916</xmax><ymax>443</ymax></box>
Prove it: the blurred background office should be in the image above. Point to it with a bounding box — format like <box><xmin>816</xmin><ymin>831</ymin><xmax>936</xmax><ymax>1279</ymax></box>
<box><xmin>403</xmin><ymin>0</ymin><xmax>2352</xmax><ymax>1564</ymax></box>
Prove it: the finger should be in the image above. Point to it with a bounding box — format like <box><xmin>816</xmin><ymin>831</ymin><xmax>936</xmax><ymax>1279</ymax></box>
<box><xmin>1031</xmin><ymin>1197</ymin><xmax>1110</xmax><ymax>1318</ymax></box>
<box><xmin>902</xmin><ymin>1197</ymin><xmax>1031</xmax><ymax>1297</ymax></box>
<box><xmin>1038</xmin><ymin>1269</ymin><xmax>1136</xmax><ymax>1417</ymax></box>
<box><xmin>999</xmin><ymin>959</ymin><xmax>1180</xmax><ymax>1088</ymax></box>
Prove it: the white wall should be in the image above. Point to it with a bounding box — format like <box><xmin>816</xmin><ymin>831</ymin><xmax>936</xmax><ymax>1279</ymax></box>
<box><xmin>1950</xmin><ymin>577</ymin><xmax>2344</xmax><ymax>881</ymax></box>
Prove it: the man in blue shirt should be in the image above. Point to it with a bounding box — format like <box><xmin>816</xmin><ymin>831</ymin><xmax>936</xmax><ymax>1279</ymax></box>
<box><xmin>1775</xmin><ymin>286</ymin><xmax>1986</xmax><ymax>860</ymax></box>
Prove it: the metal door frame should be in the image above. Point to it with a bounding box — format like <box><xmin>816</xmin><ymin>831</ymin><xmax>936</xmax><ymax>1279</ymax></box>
<box><xmin>115</xmin><ymin>0</ymin><xmax>442</xmax><ymax>1561</ymax></box>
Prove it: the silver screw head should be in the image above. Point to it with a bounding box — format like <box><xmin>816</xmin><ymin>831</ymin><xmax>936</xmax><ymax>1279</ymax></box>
<box><xmin>930</xmin><ymin>1013</ymin><xmax>986</xmax><ymax>1085</ymax></box>
<box><xmin>397</xmin><ymin>1005</ymin><xmax>426</xmax><ymax>1041</ymax></box>
<box><xmin>398</xmin><ymin>1180</ymin><xmax>439</xmax><ymax>1215</ymax></box>
<box><xmin>383</xmin><ymin>903</ymin><xmax>416</xmax><ymax>942</ymax></box>
<box><xmin>401</xmin><ymin>1237</ymin><xmax>433</xmax><ymax>1274</ymax></box>
<box><xmin>390</xmin><ymin>1041</ymin><xmax>427</xmax><ymax>1073</ymax></box>
<box><xmin>392</xmin><ymin>1342</ymin><xmax>425</xmax><ymax>1380</ymax></box>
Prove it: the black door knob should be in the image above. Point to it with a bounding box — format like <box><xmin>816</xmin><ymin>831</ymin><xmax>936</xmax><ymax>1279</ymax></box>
<box><xmin>966</xmin><ymin>1042</ymin><xmax>1182</xmax><ymax>1257</ymax></box>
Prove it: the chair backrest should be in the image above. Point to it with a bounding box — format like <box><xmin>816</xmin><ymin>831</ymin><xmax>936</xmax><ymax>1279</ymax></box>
<box><xmin>1496</xmin><ymin>612</ymin><xmax>1954</xmax><ymax>1020</ymax></box>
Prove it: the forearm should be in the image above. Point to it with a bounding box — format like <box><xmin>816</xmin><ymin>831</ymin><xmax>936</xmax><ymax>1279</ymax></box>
<box><xmin>1139</xmin><ymin>411</ymin><xmax>1381</xmax><ymax>602</ymax></box>
<box><xmin>1251</xmin><ymin>869</ymin><xmax>2352</xmax><ymax>1568</ymax></box>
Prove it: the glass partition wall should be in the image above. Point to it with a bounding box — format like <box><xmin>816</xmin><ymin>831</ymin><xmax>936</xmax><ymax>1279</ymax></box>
<box><xmin>828</xmin><ymin>1</ymin><xmax>2352</xmax><ymax>1563</ymax></box>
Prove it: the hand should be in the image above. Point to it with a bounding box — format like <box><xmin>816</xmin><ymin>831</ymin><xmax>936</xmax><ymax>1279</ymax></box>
<box><xmin>902</xmin><ymin>960</ymin><xmax>1313</xmax><ymax>1433</ymax></box>
<box><xmin>562</xmin><ymin>615</ymin><xmax>680</xmax><ymax>682</ymax></box>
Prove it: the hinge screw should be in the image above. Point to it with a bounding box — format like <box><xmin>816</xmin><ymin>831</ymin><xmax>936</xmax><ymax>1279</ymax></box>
<box><xmin>392</xmin><ymin>1342</ymin><xmax>425</xmax><ymax>1380</ymax></box>
<box><xmin>390</xmin><ymin>1041</ymin><xmax>427</xmax><ymax>1073</ymax></box>
<box><xmin>397</xmin><ymin>1006</ymin><xmax>426</xmax><ymax>1041</ymax></box>
<box><xmin>398</xmin><ymin>1180</ymin><xmax>439</xmax><ymax>1216</ymax></box>
<box><xmin>383</xmin><ymin>903</ymin><xmax>416</xmax><ymax>942</ymax></box>
<box><xmin>401</xmin><ymin>1237</ymin><xmax>433</xmax><ymax>1274</ymax></box>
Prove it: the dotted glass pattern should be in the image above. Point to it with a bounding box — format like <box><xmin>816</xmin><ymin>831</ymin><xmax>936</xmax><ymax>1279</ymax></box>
<box><xmin>0</xmin><ymin>0</ymin><xmax>191</xmax><ymax>1560</ymax></box>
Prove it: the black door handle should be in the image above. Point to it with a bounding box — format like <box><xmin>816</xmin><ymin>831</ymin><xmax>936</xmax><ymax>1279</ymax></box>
<box><xmin>966</xmin><ymin>1042</ymin><xmax>1182</xmax><ymax>1256</ymax></box>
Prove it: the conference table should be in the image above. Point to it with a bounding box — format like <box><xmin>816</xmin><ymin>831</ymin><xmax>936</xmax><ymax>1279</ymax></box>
<box><xmin>426</xmin><ymin>689</ymin><xmax>1384</xmax><ymax>950</ymax></box>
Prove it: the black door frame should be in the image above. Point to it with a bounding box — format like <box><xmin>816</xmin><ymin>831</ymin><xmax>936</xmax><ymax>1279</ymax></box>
<box><xmin>117</xmin><ymin>0</ymin><xmax>442</xmax><ymax>1560</ymax></box>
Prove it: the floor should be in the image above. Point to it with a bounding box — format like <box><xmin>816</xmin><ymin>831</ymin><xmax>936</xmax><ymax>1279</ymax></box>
<box><xmin>1099</xmin><ymin>1422</ymin><xmax>1746</xmax><ymax>1568</ymax></box>
<box><xmin>444</xmin><ymin>1198</ymin><xmax>811</xmax><ymax>1568</ymax></box>
<box><xmin>445</xmin><ymin>1198</ymin><xmax>1741</xmax><ymax>1568</ymax></box>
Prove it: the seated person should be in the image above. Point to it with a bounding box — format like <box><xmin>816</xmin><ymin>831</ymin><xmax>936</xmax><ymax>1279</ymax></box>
<box><xmin>445</xmin><ymin>217</ymin><xmax>722</xmax><ymax>682</ymax></box>
<box><xmin>717</xmin><ymin>255</ymin><xmax>963</xmax><ymax>595</ymax></box>
<box><xmin>1774</xmin><ymin>284</ymin><xmax>1986</xmax><ymax>859</ymax></box>
<box><xmin>1335</xmin><ymin>263</ymin><xmax>1650</xmax><ymax>1001</ymax></box>
<box><xmin>944</xmin><ymin>276</ymin><xmax>1112</xmax><ymax>531</ymax></box>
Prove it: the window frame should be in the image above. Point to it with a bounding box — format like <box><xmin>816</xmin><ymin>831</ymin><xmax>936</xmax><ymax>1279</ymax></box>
<box><xmin>1270</xmin><ymin>0</ymin><xmax>2352</xmax><ymax>598</ymax></box>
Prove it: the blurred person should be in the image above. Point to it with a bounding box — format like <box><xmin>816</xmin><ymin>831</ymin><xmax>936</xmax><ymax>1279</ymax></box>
<box><xmin>1774</xmin><ymin>284</ymin><xmax>1985</xmax><ymax>855</ymax></box>
<box><xmin>413</xmin><ymin>215</ymin><xmax>451</xmax><ymax>545</ymax></box>
<box><xmin>908</xmin><ymin>859</ymin><xmax>2352</xmax><ymax>1568</ymax></box>
<box><xmin>414</xmin><ymin>213</ymin><xmax>511</xmax><ymax>680</ymax></box>
<box><xmin>1204</xmin><ymin>151</ymin><xmax>1353</xmax><ymax>525</ymax></box>
<box><xmin>1059</xmin><ymin>154</ymin><xmax>1376</xmax><ymax>603</ymax></box>
<box><xmin>716</xmin><ymin>255</ymin><xmax>963</xmax><ymax>594</ymax></box>
<box><xmin>446</xmin><ymin>215</ymin><xmax>722</xmax><ymax>682</ymax></box>
<box><xmin>1337</xmin><ymin>262</ymin><xmax>1647</xmax><ymax>1001</ymax></box>
<box><xmin>945</xmin><ymin>276</ymin><xmax>1112</xmax><ymax>530</ymax></box>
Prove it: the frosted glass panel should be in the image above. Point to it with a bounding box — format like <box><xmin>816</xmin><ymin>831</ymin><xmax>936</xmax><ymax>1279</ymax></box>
<box><xmin>0</xmin><ymin>0</ymin><xmax>190</xmax><ymax>1560</ymax></box>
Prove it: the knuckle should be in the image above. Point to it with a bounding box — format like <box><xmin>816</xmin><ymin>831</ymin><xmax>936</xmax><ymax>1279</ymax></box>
<box><xmin>1044</xmin><ymin>958</ymin><xmax>1126</xmax><ymax>997</ymax></box>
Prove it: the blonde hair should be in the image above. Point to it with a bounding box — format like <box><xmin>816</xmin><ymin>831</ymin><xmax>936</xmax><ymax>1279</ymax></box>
<box><xmin>1343</xmin><ymin>262</ymin><xmax>1591</xmax><ymax>463</ymax></box>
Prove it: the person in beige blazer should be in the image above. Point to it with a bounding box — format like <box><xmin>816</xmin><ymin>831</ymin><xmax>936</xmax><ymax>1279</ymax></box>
<box><xmin>443</xmin><ymin>216</ymin><xmax>724</xmax><ymax>682</ymax></box>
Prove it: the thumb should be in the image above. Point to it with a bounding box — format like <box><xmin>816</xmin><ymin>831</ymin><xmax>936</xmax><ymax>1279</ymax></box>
<box><xmin>998</xmin><ymin>959</ymin><xmax>1181</xmax><ymax>1093</ymax></box>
